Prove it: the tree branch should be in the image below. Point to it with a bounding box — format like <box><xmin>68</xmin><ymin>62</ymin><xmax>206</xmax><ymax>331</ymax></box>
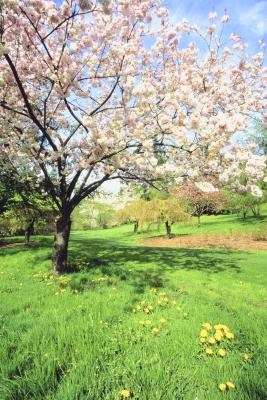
<box><xmin>3</xmin><ymin>54</ymin><xmax>58</xmax><ymax>152</ymax></box>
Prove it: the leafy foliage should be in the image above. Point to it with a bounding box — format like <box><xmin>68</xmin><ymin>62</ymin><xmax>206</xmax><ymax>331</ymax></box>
<box><xmin>72</xmin><ymin>200</ymin><xmax>115</xmax><ymax>230</ymax></box>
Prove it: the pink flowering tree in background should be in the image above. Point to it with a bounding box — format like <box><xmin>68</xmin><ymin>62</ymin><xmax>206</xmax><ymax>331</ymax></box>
<box><xmin>0</xmin><ymin>1</ymin><xmax>266</xmax><ymax>273</ymax></box>
<box><xmin>173</xmin><ymin>182</ymin><xmax>226</xmax><ymax>227</ymax></box>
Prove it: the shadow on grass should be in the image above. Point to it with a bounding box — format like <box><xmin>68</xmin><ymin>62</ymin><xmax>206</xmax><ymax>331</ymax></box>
<box><xmin>70</xmin><ymin>236</ymin><xmax>241</xmax><ymax>271</ymax></box>
<box><xmin>0</xmin><ymin>234</ymin><xmax>243</xmax><ymax>293</ymax></box>
<box><xmin>241</xmin><ymin>382</ymin><xmax>267</xmax><ymax>400</ymax></box>
<box><xmin>0</xmin><ymin>237</ymin><xmax>53</xmax><ymax>264</ymax></box>
<box><xmin>67</xmin><ymin>237</ymin><xmax>243</xmax><ymax>293</ymax></box>
<box><xmin>237</xmin><ymin>215</ymin><xmax>267</xmax><ymax>225</ymax></box>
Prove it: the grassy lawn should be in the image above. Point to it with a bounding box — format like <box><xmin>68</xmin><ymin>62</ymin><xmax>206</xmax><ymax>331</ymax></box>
<box><xmin>0</xmin><ymin>214</ymin><xmax>267</xmax><ymax>399</ymax></box>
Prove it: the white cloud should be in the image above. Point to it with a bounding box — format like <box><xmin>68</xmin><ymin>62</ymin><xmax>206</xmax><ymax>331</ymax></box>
<box><xmin>239</xmin><ymin>1</ymin><xmax>267</xmax><ymax>36</ymax></box>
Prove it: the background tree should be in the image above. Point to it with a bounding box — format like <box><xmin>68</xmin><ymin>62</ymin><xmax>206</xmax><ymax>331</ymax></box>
<box><xmin>72</xmin><ymin>200</ymin><xmax>115</xmax><ymax>230</ymax></box>
<box><xmin>0</xmin><ymin>166</ymin><xmax>16</xmax><ymax>216</ymax></box>
<box><xmin>116</xmin><ymin>199</ymin><xmax>148</xmax><ymax>233</ymax></box>
<box><xmin>225</xmin><ymin>190</ymin><xmax>266</xmax><ymax>220</ymax></box>
<box><xmin>0</xmin><ymin>1</ymin><xmax>265</xmax><ymax>272</ymax></box>
<box><xmin>174</xmin><ymin>182</ymin><xmax>226</xmax><ymax>227</ymax></box>
<box><xmin>0</xmin><ymin>190</ymin><xmax>56</xmax><ymax>242</ymax></box>
<box><xmin>117</xmin><ymin>198</ymin><xmax>190</xmax><ymax>237</ymax></box>
<box><xmin>145</xmin><ymin>198</ymin><xmax>190</xmax><ymax>238</ymax></box>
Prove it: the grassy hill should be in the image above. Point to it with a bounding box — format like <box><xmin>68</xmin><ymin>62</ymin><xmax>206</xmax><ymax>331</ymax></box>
<box><xmin>0</xmin><ymin>213</ymin><xmax>266</xmax><ymax>399</ymax></box>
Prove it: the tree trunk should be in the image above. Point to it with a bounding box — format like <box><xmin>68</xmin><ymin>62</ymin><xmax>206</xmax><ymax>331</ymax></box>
<box><xmin>52</xmin><ymin>215</ymin><xmax>72</xmax><ymax>274</ymax></box>
<box><xmin>197</xmin><ymin>215</ymin><xmax>201</xmax><ymax>227</ymax></box>
<box><xmin>243</xmin><ymin>212</ymin><xmax>247</xmax><ymax>220</ymax></box>
<box><xmin>165</xmin><ymin>220</ymin><xmax>171</xmax><ymax>239</ymax></box>
<box><xmin>134</xmin><ymin>220</ymin><xmax>139</xmax><ymax>233</ymax></box>
<box><xmin>25</xmin><ymin>229</ymin><xmax>30</xmax><ymax>244</ymax></box>
<box><xmin>25</xmin><ymin>220</ymin><xmax>34</xmax><ymax>244</ymax></box>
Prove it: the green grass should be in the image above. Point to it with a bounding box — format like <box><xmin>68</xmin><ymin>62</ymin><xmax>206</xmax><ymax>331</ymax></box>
<box><xmin>0</xmin><ymin>214</ymin><xmax>267</xmax><ymax>399</ymax></box>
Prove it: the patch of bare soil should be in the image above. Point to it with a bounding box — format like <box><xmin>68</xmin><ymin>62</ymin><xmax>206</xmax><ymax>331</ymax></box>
<box><xmin>142</xmin><ymin>233</ymin><xmax>267</xmax><ymax>251</ymax></box>
<box><xmin>0</xmin><ymin>242</ymin><xmax>33</xmax><ymax>248</ymax></box>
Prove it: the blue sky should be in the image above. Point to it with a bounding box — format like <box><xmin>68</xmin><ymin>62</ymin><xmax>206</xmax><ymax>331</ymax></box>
<box><xmin>55</xmin><ymin>0</ymin><xmax>266</xmax><ymax>51</ymax></box>
<box><xmin>166</xmin><ymin>0</ymin><xmax>266</xmax><ymax>51</ymax></box>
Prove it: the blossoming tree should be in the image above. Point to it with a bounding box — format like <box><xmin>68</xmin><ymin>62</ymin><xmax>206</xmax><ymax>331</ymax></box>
<box><xmin>173</xmin><ymin>182</ymin><xmax>226</xmax><ymax>227</ymax></box>
<box><xmin>0</xmin><ymin>0</ymin><xmax>266</xmax><ymax>273</ymax></box>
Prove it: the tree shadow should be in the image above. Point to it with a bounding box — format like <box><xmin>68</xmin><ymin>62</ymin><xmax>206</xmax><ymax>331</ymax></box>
<box><xmin>0</xmin><ymin>237</ymin><xmax>52</xmax><ymax>255</ymax></box>
<box><xmin>70</xmin><ymin>236</ymin><xmax>242</xmax><ymax>271</ymax></box>
<box><xmin>0</xmin><ymin>234</ymin><xmax>244</xmax><ymax>293</ymax></box>
<box><xmin>240</xmin><ymin>382</ymin><xmax>267</xmax><ymax>400</ymax></box>
<box><xmin>65</xmin><ymin>236</ymin><xmax>243</xmax><ymax>293</ymax></box>
<box><xmin>238</xmin><ymin>215</ymin><xmax>267</xmax><ymax>225</ymax></box>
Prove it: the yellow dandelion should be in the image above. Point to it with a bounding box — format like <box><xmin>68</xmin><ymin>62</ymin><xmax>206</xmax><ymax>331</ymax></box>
<box><xmin>218</xmin><ymin>349</ymin><xmax>226</xmax><ymax>357</ymax></box>
<box><xmin>150</xmin><ymin>288</ymin><xmax>157</xmax><ymax>293</ymax></box>
<box><xmin>200</xmin><ymin>337</ymin><xmax>206</xmax><ymax>344</ymax></box>
<box><xmin>218</xmin><ymin>383</ymin><xmax>227</xmax><ymax>391</ymax></box>
<box><xmin>226</xmin><ymin>381</ymin><xmax>235</xmax><ymax>390</ymax></box>
<box><xmin>214</xmin><ymin>331</ymin><xmax>223</xmax><ymax>341</ymax></box>
<box><xmin>200</xmin><ymin>329</ymin><xmax>208</xmax><ymax>338</ymax></box>
<box><xmin>120</xmin><ymin>389</ymin><xmax>131</xmax><ymax>398</ymax></box>
<box><xmin>202</xmin><ymin>322</ymin><xmax>212</xmax><ymax>330</ymax></box>
<box><xmin>221</xmin><ymin>324</ymin><xmax>229</xmax><ymax>331</ymax></box>
<box><xmin>152</xmin><ymin>327</ymin><xmax>160</xmax><ymax>335</ymax></box>
<box><xmin>243</xmin><ymin>353</ymin><xmax>250</xmax><ymax>362</ymax></box>
<box><xmin>225</xmin><ymin>332</ymin><xmax>234</xmax><ymax>340</ymax></box>
<box><xmin>147</xmin><ymin>305</ymin><xmax>153</xmax><ymax>311</ymax></box>
<box><xmin>144</xmin><ymin>320</ymin><xmax>152</xmax><ymax>325</ymax></box>
<box><xmin>139</xmin><ymin>320</ymin><xmax>145</xmax><ymax>326</ymax></box>
<box><xmin>159</xmin><ymin>318</ymin><xmax>167</xmax><ymax>324</ymax></box>
<box><xmin>161</xmin><ymin>296</ymin><xmax>169</xmax><ymax>303</ymax></box>
<box><xmin>172</xmin><ymin>300</ymin><xmax>177</xmax><ymax>305</ymax></box>
<box><xmin>136</xmin><ymin>305</ymin><xmax>141</xmax><ymax>311</ymax></box>
<box><xmin>205</xmin><ymin>348</ymin><xmax>213</xmax><ymax>355</ymax></box>
<box><xmin>144</xmin><ymin>308</ymin><xmax>150</xmax><ymax>314</ymax></box>
<box><xmin>208</xmin><ymin>337</ymin><xmax>216</xmax><ymax>345</ymax></box>
<box><xmin>159</xmin><ymin>292</ymin><xmax>166</xmax><ymax>297</ymax></box>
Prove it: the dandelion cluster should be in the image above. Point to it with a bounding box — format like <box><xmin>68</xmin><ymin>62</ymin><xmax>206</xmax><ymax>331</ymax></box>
<box><xmin>133</xmin><ymin>289</ymin><xmax>177</xmax><ymax>314</ymax></box>
<box><xmin>199</xmin><ymin>323</ymin><xmax>234</xmax><ymax>353</ymax></box>
<box><xmin>218</xmin><ymin>382</ymin><xmax>235</xmax><ymax>391</ymax></box>
<box><xmin>58</xmin><ymin>276</ymin><xmax>71</xmax><ymax>287</ymax></box>
<box><xmin>91</xmin><ymin>276</ymin><xmax>113</xmax><ymax>285</ymax></box>
<box><xmin>199</xmin><ymin>322</ymin><xmax>236</xmax><ymax>392</ymax></box>
<box><xmin>33</xmin><ymin>271</ymin><xmax>53</xmax><ymax>283</ymax></box>
<box><xmin>132</xmin><ymin>289</ymin><xmax>179</xmax><ymax>336</ymax></box>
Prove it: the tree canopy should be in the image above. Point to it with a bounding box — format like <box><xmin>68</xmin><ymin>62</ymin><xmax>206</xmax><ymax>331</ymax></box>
<box><xmin>0</xmin><ymin>0</ymin><xmax>266</xmax><ymax>272</ymax></box>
